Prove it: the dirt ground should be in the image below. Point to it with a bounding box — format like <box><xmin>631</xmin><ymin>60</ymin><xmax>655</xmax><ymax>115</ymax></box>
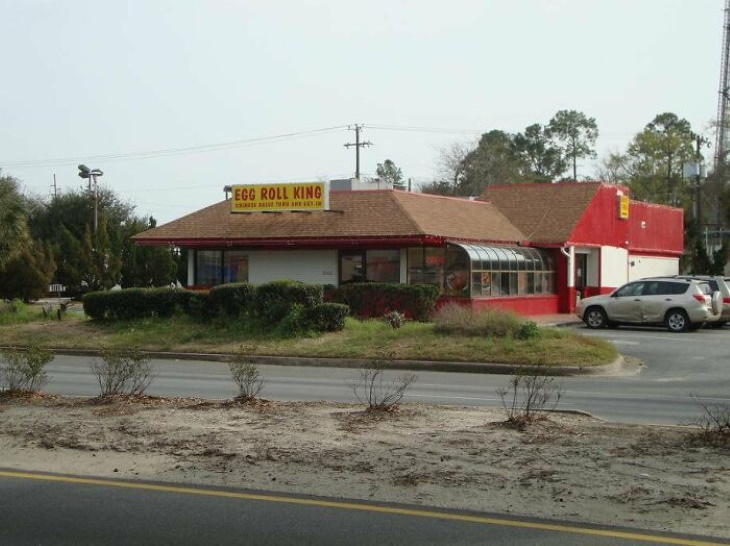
<box><xmin>0</xmin><ymin>394</ymin><xmax>729</xmax><ymax>540</ymax></box>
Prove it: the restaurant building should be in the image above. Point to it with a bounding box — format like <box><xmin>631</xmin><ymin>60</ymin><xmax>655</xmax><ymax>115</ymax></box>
<box><xmin>133</xmin><ymin>180</ymin><xmax>684</xmax><ymax>315</ymax></box>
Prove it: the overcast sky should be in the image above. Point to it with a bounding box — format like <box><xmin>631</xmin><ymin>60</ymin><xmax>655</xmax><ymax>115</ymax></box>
<box><xmin>0</xmin><ymin>0</ymin><xmax>725</xmax><ymax>224</ymax></box>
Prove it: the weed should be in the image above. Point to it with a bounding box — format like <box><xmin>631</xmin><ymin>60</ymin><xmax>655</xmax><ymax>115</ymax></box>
<box><xmin>384</xmin><ymin>310</ymin><xmax>405</xmax><ymax>329</ymax></box>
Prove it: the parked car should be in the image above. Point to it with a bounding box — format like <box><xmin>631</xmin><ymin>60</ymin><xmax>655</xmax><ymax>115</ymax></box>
<box><xmin>575</xmin><ymin>277</ymin><xmax>722</xmax><ymax>332</ymax></box>
<box><xmin>671</xmin><ymin>275</ymin><xmax>730</xmax><ymax>328</ymax></box>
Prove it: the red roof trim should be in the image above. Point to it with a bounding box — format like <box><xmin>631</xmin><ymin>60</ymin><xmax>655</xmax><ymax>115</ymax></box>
<box><xmin>134</xmin><ymin>235</ymin><xmax>447</xmax><ymax>249</ymax></box>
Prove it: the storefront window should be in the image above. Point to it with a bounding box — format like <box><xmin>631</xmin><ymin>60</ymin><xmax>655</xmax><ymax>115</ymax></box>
<box><xmin>196</xmin><ymin>250</ymin><xmax>222</xmax><ymax>286</ymax></box>
<box><xmin>340</xmin><ymin>249</ymin><xmax>401</xmax><ymax>284</ymax></box>
<box><xmin>451</xmin><ymin>243</ymin><xmax>556</xmax><ymax>298</ymax></box>
<box><xmin>224</xmin><ymin>251</ymin><xmax>248</xmax><ymax>283</ymax></box>
<box><xmin>407</xmin><ymin>247</ymin><xmax>444</xmax><ymax>291</ymax></box>
<box><xmin>340</xmin><ymin>251</ymin><xmax>365</xmax><ymax>284</ymax></box>
<box><xmin>444</xmin><ymin>246</ymin><xmax>469</xmax><ymax>296</ymax></box>
<box><xmin>366</xmin><ymin>250</ymin><xmax>400</xmax><ymax>283</ymax></box>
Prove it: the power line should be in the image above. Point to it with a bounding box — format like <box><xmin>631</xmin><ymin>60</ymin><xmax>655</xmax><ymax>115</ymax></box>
<box><xmin>368</xmin><ymin>124</ymin><xmax>483</xmax><ymax>135</ymax></box>
<box><xmin>0</xmin><ymin>125</ymin><xmax>348</xmax><ymax>169</ymax></box>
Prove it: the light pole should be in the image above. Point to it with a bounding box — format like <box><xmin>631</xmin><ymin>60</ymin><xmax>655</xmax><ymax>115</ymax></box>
<box><xmin>78</xmin><ymin>164</ymin><xmax>104</xmax><ymax>232</ymax></box>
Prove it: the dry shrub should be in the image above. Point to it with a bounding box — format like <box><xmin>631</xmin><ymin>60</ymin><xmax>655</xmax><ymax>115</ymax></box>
<box><xmin>690</xmin><ymin>395</ymin><xmax>730</xmax><ymax>446</ymax></box>
<box><xmin>351</xmin><ymin>360</ymin><xmax>416</xmax><ymax>412</ymax></box>
<box><xmin>91</xmin><ymin>349</ymin><xmax>154</xmax><ymax>397</ymax></box>
<box><xmin>227</xmin><ymin>347</ymin><xmax>264</xmax><ymax>402</ymax></box>
<box><xmin>434</xmin><ymin>304</ymin><xmax>539</xmax><ymax>339</ymax></box>
<box><xmin>0</xmin><ymin>346</ymin><xmax>53</xmax><ymax>393</ymax></box>
<box><xmin>496</xmin><ymin>365</ymin><xmax>563</xmax><ymax>427</ymax></box>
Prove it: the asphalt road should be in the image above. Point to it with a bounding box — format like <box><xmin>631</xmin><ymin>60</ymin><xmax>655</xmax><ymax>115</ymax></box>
<box><xmin>0</xmin><ymin>470</ymin><xmax>719</xmax><ymax>546</ymax></box>
<box><xmin>43</xmin><ymin>324</ymin><xmax>730</xmax><ymax>425</ymax></box>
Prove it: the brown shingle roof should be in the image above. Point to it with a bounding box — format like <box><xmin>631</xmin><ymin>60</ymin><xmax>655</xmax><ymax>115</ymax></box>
<box><xmin>133</xmin><ymin>190</ymin><xmax>525</xmax><ymax>247</ymax></box>
<box><xmin>479</xmin><ymin>182</ymin><xmax>602</xmax><ymax>244</ymax></box>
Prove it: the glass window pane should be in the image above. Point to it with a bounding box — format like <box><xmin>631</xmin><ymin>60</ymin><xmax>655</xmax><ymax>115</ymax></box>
<box><xmin>471</xmin><ymin>272</ymin><xmax>481</xmax><ymax>296</ymax></box>
<box><xmin>445</xmin><ymin>246</ymin><xmax>470</xmax><ymax>296</ymax></box>
<box><xmin>424</xmin><ymin>248</ymin><xmax>445</xmax><ymax>290</ymax></box>
<box><xmin>223</xmin><ymin>251</ymin><xmax>248</xmax><ymax>283</ymax></box>
<box><xmin>518</xmin><ymin>271</ymin><xmax>527</xmax><ymax>294</ymax></box>
<box><xmin>501</xmin><ymin>272</ymin><xmax>510</xmax><ymax>295</ymax></box>
<box><xmin>509</xmin><ymin>272</ymin><xmax>518</xmax><ymax>294</ymax></box>
<box><xmin>366</xmin><ymin>250</ymin><xmax>400</xmax><ymax>283</ymax></box>
<box><xmin>196</xmin><ymin>250</ymin><xmax>222</xmax><ymax>286</ymax></box>
<box><xmin>408</xmin><ymin>248</ymin><xmax>424</xmax><ymax>284</ymax></box>
<box><xmin>491</xmin><ymin>272</ymin><xmax>501</xmax><ymax>296</ymax></box>
<box><xmin>340</xmin><ymin>252</ymin><xmax>365</xmax><ymax>284</ymax></box>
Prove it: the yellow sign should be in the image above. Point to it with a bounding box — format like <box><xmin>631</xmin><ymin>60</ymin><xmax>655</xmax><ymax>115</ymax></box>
<box><xmin>231</xmin><ymin>182</ymin><xmax>328</xmax><ymax>213</ymax></box>
<box><xmin>618</xmin><ymin>194</ymin><xmax>629</xmax><ymax>219</ymax></box>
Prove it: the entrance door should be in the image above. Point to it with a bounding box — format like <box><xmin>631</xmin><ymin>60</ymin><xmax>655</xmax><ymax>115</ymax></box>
<box><xmin>575</xmin><ymin>253</ymin><xmax>587</xmax><ymax>297</ymax></box>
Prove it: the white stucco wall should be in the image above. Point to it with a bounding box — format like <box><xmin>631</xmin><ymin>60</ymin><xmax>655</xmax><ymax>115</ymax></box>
<box><xmin>248</xmin><ymin>250</ymin><xmax>338</xmax><ymax>285</ymax></box>
<box><xmin>627</xmin><ymin>255</ymin><xmax>679</xmax><ymax>281</ymax></box>
<box><xmin>600</xmin><ymin>246</ymin><xmax>628</xmax><ymax>288</ymax></box>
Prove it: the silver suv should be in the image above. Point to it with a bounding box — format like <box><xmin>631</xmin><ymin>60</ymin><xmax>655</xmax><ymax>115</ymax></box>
<box><xmin>576</xmin><ymin>277</ymin><xmax>722</xmax><ymax>332</ymax></box>
<box><xmin>672</xmin><ymin>275</ymin><xmax>730</xmax><ymax>328</ymax></box>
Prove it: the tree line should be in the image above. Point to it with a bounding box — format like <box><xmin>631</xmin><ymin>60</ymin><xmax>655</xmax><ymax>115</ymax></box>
<box><xmin>0</xmin><ymin>171</ymin><xmax>182</xmax><ymax>302</ymax></box>
<box><xmin>385</xmin><ymin>110</ymin><xmax>728</xmax><ymax>273</ymax></box>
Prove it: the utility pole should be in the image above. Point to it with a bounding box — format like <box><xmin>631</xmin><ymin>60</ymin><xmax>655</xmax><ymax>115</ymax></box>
<box><xmin>52</xmin><ymin>173</ymin><xmax>58</xmax><ymax>198</ymax></box>
<box><xmin>343</xmin><ymin>124</ymin><xmax>372</xmax><ymax>179</ymax></box>
<box><xmin>695</xmin><ymin>134</ymin><xmax>703</xmax><ymax>226</ymax></box>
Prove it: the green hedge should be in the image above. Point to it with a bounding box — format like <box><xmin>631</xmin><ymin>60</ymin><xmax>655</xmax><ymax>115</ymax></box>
<box><xmin>208</xmin><ymin>282</ymin><xmax>254</xmax><ymax>317</ymax></box>
<box><xmin>306</xmin><ymin>303</ymin><xmax>349</xmax><ymax>332</ymax></box>
<box><xmin>83</xmin><ymin>282</ymin><xmax>348</xmax><ymax>333</ymax></box>
<box><xmin>339</xmin><ymin>283</ymin><xmax>440</xmax><ymax>321</ymax></box>
<box><xmin>252</xmin><ymin>280</ymin><xmax>323</xmax><ymax>324</ymax></box>
<box><xmin>83</xmin><ymin>288</ymin><xmax>189</xmax><ymax>320</ymax></box>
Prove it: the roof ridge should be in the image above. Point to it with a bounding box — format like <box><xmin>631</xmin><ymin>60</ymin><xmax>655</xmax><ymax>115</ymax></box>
<box><xmin>389</xmin><ymin>192</ymin><xmax>425</xmax><ymax>235</ymax></box>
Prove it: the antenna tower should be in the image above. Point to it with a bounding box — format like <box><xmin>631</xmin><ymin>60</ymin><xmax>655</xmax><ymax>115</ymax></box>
<box><xmin>715</xmin><ymin>0</ymin><xmax>730</xmax><ymax>176</ymax></box>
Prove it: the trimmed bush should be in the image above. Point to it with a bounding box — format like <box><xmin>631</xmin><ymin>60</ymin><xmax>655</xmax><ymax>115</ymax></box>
<box><xmin>340</xmin><ymin>283</ymin><xmax>440</xmax><ymax>321</ymax></box>
<box><xmin>306</xmin><ymin>303</ymin><xmax>349</xmax><ymax>332</ymax></box>
<box><xmin>209</xmin><ymin>282</ymin><xmax>254</xmax><ymax>317</ymax></box>
<box><xmin>82</xmin><ymin>291</ymin><xmax>109</xmax><ymax>320</ymax></box>
<box><xmin>83</xmin><ymin>287</ymin><xmax>190</xmax><ymax>321</ymax></box>
<box><xmin>252</xmin><ymin>281</ymin><xmax>323</xmax><ymax>324</ymax></box>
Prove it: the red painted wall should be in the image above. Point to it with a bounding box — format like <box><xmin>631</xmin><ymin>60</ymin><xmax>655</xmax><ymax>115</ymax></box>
<box><xmin>627</xmin><ymin>202</ymin><xmax>684</xmax><ymax>254</ymax></box>
<box><xmin>569</xmin><ymin>185</ymin><xmax>630</xmax><ymax>247</ymax></box>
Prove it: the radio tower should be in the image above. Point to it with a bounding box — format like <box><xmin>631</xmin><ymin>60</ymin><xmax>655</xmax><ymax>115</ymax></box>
<box><xmin>715</xmin><ymin>0</ymin><xmax>730</xmax><ymax>181</ymax></box>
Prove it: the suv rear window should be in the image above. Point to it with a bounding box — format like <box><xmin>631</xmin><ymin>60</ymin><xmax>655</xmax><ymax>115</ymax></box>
<box><xmin>663</xmin><ymin>281</ymin><xmax>689</xmax><ymax>295</ymax></box>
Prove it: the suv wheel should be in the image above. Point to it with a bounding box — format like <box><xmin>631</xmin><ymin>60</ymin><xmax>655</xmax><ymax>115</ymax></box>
<box><xmin>665</xmin><ymin>309</ymin><xmax>690</xmax><ymax>333</ymax></box>
<box><xmin>584</xmin><ymin>306</ymin><xmax>607</xmax><ymax>329</ymax></box>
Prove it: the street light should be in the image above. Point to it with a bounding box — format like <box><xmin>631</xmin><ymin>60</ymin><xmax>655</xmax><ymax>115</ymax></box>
<box><xmin>78</xmin><ymin>164</ymin><xmax>104</xmax><ymax>232</ymax></box>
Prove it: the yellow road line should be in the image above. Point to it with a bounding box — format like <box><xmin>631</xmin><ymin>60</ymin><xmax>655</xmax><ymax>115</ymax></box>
<box><xmin>0</xmin><ymin>469</ymin><xmax>725</xmax><ymax>546</ymax></box>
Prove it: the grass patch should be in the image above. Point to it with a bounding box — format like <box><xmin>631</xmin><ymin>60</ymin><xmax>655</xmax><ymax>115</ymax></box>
<box><xmin>0</xmin><ymin>310</ymin><xmax>618</xmax><ymax>368</ymax></box>
<box><xmin>0</xmin><ymin>301</ymin><xmax>46</xmax><ymax>325</ymax></box>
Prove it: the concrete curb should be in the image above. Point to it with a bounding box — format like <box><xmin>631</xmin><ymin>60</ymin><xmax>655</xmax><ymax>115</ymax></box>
<box><xmin>41</xmin><ymin>348</ymin><xmax>624</xmax><ymax>377</ymax></box>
